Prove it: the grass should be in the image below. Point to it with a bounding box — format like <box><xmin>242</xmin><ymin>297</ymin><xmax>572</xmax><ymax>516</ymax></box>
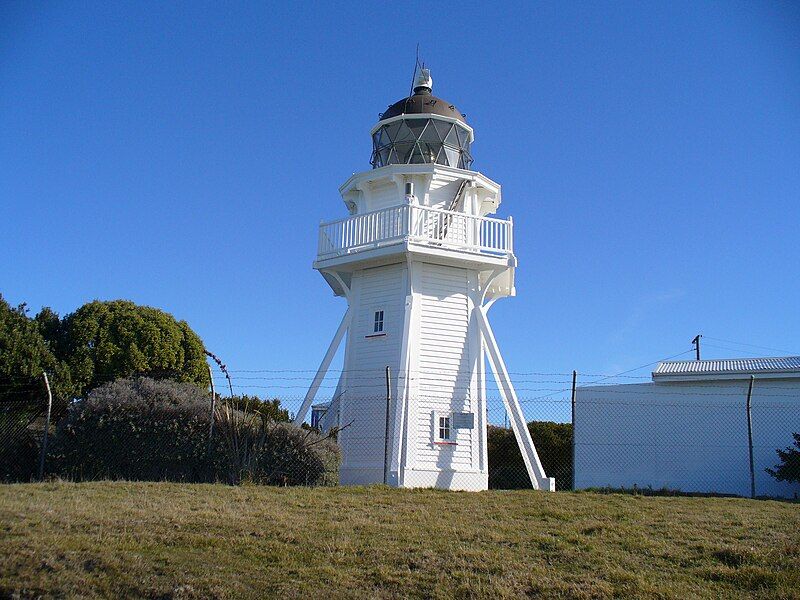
<box><xmin>0</xmin><ymin>482</ymin><xmax>798</xmax><ymax>599</ymax></box>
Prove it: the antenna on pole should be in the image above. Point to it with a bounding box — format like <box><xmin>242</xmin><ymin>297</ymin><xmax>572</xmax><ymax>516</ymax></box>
<box><xmin>408</xmin><ymin>44</ymin><xmax>421</xmax><ymax>97</ymax></box>
<box><xmin>692</xmin><ymin>334</ymin><xmax>702</xmax><ymax>361</ymax></box>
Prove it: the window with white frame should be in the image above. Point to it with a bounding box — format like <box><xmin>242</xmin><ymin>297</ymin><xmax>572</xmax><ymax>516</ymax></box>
<box><xmin>435</xmin><ymin>413</ymin><xmax>454</xmax><ymax>443</ymax></box>
<box><xmin>373</xmin><ymin>310</ymin><xmax>384</xmax><ymax>333</ymax></box>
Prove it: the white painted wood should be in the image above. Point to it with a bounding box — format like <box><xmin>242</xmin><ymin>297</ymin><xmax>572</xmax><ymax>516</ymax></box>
<box><xmin>476</xmin><ymin>306</ymin><xmax>555</xmax><ymax>491</ymax></box>
<box><xmin>307</xmin><ymin>96</ymin><xmax>553</xmax><ymax>491</ymax></box>
<box><xmin>414</xmin><ymin>263</ymin><xmax>475</xmax><ymax>472</ymax></box>
<box><xmin>318</xmin><ymin>204</ymin><xmax>513</xmax><ymax>260</ymax></box>
<box><xmin>337</xmin><ymin>264</ymin><xmax>407</xmax><ymax>483</ymax></box>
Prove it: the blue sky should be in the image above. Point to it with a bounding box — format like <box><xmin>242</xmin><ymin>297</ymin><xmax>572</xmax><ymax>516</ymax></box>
<box><xmin>1</xmin><ymin>2</ymin><xmax>799</xmax><ymax>414</ymax></box>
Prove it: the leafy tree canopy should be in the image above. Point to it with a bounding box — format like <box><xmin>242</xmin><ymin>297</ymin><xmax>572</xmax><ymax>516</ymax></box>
<box><xmin>488</xmin><ymin>421</ymin><xmax>573</xmax><ymax>491</ymax></box>
<box><xmin>223</xmin><ymin>395</ymin><xmax>290</xmax><ymax>423</ymax></box>
<box><xmin>51</xmin><ymin>300</ymin><xmax>209</xmax><ymax>397</ymax></box>
<box><xmin>0</xmin><ymin>294</ymin><xmax>73</xmax><ymax>402</ymax></box>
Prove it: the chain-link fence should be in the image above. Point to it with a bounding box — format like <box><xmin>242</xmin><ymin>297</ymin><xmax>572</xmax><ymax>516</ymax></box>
<box><xmin>1</xmin><ymin>370</ymin><xmax>797</xmax><ymax>499</ymax></box>
<box><xmin>574</xmin><ymin>380</ymin><xmax>800</xmax><ymax>498</ymax></box>
<box><xmin>0</xmin><ymin>378</ymin><xmax>62</xmax><ymax>482</ymax></box>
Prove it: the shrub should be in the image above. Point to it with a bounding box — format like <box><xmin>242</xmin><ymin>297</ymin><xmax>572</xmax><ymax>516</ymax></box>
<box><xmin>214</xmin><ymin>402</ymin><xmax>339</xmax><ymax>486</ymax></box>
<box><xmin>50</xmin><ymin>378</ymin><xmax>217</xmax><ymax>482</ymax></box>
<box><xmin>0</xmin><ymin>296</ymin><xmax>76</xmax><ymax>481</ymax></box>
<box><xmin>488</xmin><ymin>421</ymin><xmax>573</xmax><ymax>490</ymax></box>
<box><xmin>256</xmin><ymin>422</ymin><xmax>340</xmax><ymax>486</ymax></box>
<box><xmin>767</xmin><ymin>433</ymin><xmax>800</xmax><ymax>484</ymax></box>
<box><xmin>49</xmin><ymin>377</ymin><xmax>339</xmax><ymax>486</ymax></box>
<box><xmin>0</xmin><ymin>429</ymin><xmax>40</xmax><ymax>482</ymax></box>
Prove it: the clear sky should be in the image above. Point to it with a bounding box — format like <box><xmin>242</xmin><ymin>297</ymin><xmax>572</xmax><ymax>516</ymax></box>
<box><xmin>2</xmin><ymin>2</ymin><xmax>799</xmax><ymax>415</ymax></box>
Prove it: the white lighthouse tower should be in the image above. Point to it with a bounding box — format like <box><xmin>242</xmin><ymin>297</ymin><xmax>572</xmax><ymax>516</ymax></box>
<box><xmin>295</xmin><ymin>69</ymin><xmax>554</xmax><ymax>492</ymax></box>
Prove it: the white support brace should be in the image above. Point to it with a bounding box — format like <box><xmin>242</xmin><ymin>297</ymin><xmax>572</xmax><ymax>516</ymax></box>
<box><xmin>293</xmin><ymin>307</ymin><xmax>351</xmax><ymax>426</ymax></box>
<box><xmin>476</xmin><ymin>306</ymin><xmax>555</xmax><ymax>491</ymax></box>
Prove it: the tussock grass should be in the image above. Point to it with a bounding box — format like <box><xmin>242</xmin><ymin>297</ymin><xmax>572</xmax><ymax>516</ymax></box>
<box><xmin>0</xmin><ymin>482</ymin><xmax>798</xmax><ymax>599</ymax></box>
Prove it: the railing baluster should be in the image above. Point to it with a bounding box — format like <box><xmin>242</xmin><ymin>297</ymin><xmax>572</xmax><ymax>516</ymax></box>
<box><xmin>316</xmin><ymin>204</ymin><xmax>514</xmax><ymax>258</ymax></box>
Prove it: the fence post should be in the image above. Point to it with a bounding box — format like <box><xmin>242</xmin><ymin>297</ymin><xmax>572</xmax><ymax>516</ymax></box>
<box><xmin>746</xmin><ymin>375</ymin><xmax>756</xmax><ymax>499</ymax></box>
<box><xmin>38</xmin><ymin>371</ymin><xmax>53</xmax><ymax>481</ymax></box>
<box><xmin>208</xmin><ymin>364</ymin><xmax>217</xmax><ymax>450</ymax></box>
<box><xmin>571</xmin><ymin>370</ymin><xmax>577</xmax><ymax>491</ymax></box>
<box><xmin>384</xmin><ymin>366</ymin><xmax>392</xmax><ymax>485</ymax></box>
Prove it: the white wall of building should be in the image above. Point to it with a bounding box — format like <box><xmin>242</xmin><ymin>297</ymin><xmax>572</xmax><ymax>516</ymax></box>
<box><xmin>575</xmin><ymin>378</ymin><xmax>800</xmax><ymax>498</ymax></box>
<box><xmin>402</xmin><ymin>262</ymin><xmax>487</xmax><ymax>490</ymax></box>
<box><xmin>337</xmin><ymin>263</ymin><xmax>407</xmax><ymax>484</ymax></box>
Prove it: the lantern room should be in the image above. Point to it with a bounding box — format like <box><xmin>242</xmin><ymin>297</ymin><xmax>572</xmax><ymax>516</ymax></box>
<box><xmin>370</xmin><ymin>69</ymin><xmax>474</xmax><ymax>169</ymax></box>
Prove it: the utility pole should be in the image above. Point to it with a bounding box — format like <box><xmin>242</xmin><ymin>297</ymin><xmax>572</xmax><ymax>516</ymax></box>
<box><xmin>692</xmin><ymin>334</ymin><xmax>702</xmax><ymax>361</ymax></box>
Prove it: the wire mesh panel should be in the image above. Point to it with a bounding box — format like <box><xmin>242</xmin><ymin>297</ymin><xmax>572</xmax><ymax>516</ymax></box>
<box><xmin>1</xmin><ymin>368</ymin><xmax>797</xmax><ymax>498</ymax></box>
<box><xmin>0</xmin><ymin>383</ymin><xmax>49</xmax><ymax>482</ymax></box>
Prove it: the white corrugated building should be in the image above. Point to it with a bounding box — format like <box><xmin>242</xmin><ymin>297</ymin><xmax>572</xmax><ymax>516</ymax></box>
<box><xmin>575</xmin><ymin>356</ymin><xmax>800</xmax><ymax>498</ymax></box>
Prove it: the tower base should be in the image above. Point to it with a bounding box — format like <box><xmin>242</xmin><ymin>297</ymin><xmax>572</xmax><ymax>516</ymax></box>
<box><xmin>339</xmin><ymin>466</ymin><xmax>488</xmax><ymax>491</ymax></box>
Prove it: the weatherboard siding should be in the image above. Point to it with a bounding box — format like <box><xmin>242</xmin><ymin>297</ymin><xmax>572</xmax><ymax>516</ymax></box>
<box><xmin>367</xmin><ymin>181</ymin><xmax>399</xmax><ymax>211</ymax></box>
<box><xmin>414</xmin><ymin>263</ymin><xmax>474</xmax><ymax>470</ymax></box>
<box><xmin>339</xmin><ymin>263</ymin><xmax>407</xmax><ymax>471</ymax></box>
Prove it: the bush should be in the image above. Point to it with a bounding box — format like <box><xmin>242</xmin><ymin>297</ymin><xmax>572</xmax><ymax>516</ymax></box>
<box><xmin>488</xmin><ymin>421</ymin><xmax>573</xmax><ymax>490</ymax></box>
<box><xmin>49</xmin><ymin>377</ymin><xmax>339</xmax><ymax>486</ymax></box>
<box><xmin>0</xmin><ymin>429</ymin><xmax>40</xmax><ymax>482</ymax></box>
<box><xmin>50</xmin><ymin>378</ymin><xmax>217</xmax><ymax>482</ymax></box>
<box><xmin>213</xmin><ymin>402</ymin><xmax>339</xmax><ymax>486</ymax></box>
<box><xmin>767</xmin><ymin>433</ymin><xmax>800</xmax><ymax>484</ymax></box>
<box><xmin>256</xmin><ymin>422</ymin><xmax>340</xmax><ymax>486</ymax></box>
<box><xmin>0</xmin><ymin>297</ymin><xmax>74</xmax><ymax>482</ymax></box>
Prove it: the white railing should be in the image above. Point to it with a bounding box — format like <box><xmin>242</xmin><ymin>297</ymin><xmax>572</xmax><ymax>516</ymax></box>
<box><xmin>317</xmin><ymin>204</ymin><xmax>513</xmax><ymax>259</ymax></box>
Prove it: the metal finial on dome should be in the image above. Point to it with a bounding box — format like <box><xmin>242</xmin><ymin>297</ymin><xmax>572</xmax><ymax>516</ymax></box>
<box><xmin>413</xmin><ymin>68</ymin><xmax>433</xmax><ymax>95</ymax></box>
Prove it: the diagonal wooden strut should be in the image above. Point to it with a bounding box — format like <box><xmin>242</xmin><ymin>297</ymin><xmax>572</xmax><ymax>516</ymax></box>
<box><xmin>293</xmin><ymin>308</ymin><xmax>351</xmax><ymax>426</ymax></box>
<box><xmin>476</xmin><ymin>306</ymin><xmax>555</xmax><ymax>491</ymax></box>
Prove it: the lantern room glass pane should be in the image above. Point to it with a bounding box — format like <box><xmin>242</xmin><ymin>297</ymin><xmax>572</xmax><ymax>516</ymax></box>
<box><xmin>370</xmin><ymin>118</ymin><xmax>473</xmax><ymax>169</ymax></box>
<box><xmin>393</xmin><ymin>121</ymin><xmax>415</xmax><ymax>143</ymax></box>
<box><xmin>394</xmin><ymin>142</ymin><xmax>414</xmax><ymax>164</ymax></box>
<box><xmin>433</xmin><ymin>119</ymin><xmax>452</xmax><ymax>141</ymax></box>
<box><xmin>444</xmin><ymin>146</ymin><xmax>460</xmax><ymax>167</ymax></box>
<box><xmin>383</xmin><ymin>121</ymin><xmax>402</xmax><ymax>142</ymax></box>
<box><xmin>407</xmin><ymin>119</ymin><xmax>428</xmax><ymax>137</ymax></box>
<box><xmin>420</xmin><ymin>122</ymin><xmax>441</xmax><ymax>143</ymax></box>
<box><xmin>443</xmin><ymin>125</ymin><xmax>460</xmax><ymax>147</ymax></box>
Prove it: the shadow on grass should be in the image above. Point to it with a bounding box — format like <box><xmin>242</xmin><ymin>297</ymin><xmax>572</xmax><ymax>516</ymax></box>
<box><xmin>578</xmin><ymin>485</ymin><xmax>799</xmax><ymax>503</ymax></box>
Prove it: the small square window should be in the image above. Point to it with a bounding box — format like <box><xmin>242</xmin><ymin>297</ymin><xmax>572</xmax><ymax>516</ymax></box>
<box><xmin>373</xmin><ymin>310</ymin><xmax>384</xmax><ymax>333</ymax></box>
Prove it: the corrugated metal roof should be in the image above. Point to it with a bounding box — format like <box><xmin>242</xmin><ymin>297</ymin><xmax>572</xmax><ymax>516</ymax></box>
<box><xmin>653</xmin><ymin>356</ymin><xmax>800</xmax><ymax>378</ymax></box>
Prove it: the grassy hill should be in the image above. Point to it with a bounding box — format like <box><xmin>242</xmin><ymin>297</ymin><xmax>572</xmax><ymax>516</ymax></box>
<box><xmin>0</xmin><ymin>482</ymin><xmax>798</xmax><ymax>599</ymax></box>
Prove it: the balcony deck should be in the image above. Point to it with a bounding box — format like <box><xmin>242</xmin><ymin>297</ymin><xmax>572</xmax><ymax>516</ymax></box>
<box><xmin>315</xmin><ymin>204</ymin><xmax>514</xmax><ymax>269</ymax></box>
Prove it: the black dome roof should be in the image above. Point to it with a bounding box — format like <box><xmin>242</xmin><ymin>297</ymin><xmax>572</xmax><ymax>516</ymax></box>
<box><xmin>380</xmin><ymin>87</ymin><xmax>467</xmax><ymax>124</ymax></box>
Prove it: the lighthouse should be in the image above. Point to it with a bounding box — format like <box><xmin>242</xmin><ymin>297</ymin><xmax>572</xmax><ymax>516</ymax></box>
<box><xmin>295</xmin><ymin>69</ymin><xmax>554</xmax><ymax>492</ymax></box>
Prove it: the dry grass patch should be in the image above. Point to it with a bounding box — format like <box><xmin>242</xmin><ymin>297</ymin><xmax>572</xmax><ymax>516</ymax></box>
<box><xmin>0</xmin><ymin>482</ymin><xmax>798</xmax><ymax>599</ymax></box>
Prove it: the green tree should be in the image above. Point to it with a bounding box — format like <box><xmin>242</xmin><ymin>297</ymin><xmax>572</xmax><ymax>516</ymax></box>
<box><xmin>53</xmin><ymin>300</ymin><xmax>209</xmax><ymax>397</ymax></box>
<box><xmin>767</xmin><ymin>433</ymin><xmax>800</xmax><ymax>485</ymax></box>
<box><xmin>488</xmin><ymin>421</ymin><xmax>574</xmax><ymax>491</ymax></box>
<box><xmin>223</xmin><ymin>395</ymin><xmax>290</xmax><ymax>422</ymax></box>
<box><xmin>0</xmin><ymin>295</ymin><xmax>73</xmax><ymax>481</ymax></box>
<box><xmin>0</xmin><ymin>295</ymin><xmax>73</xmax><ymax>399</ymax></box>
